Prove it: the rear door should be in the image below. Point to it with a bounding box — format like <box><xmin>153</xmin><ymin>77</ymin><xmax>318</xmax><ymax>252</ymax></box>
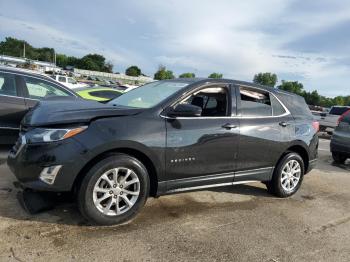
<box><xmin>0</xmin><ymin>71</ymin><xmax>27</xmax><ymax>145</ymax></box>
<box><xmin>235</xmin><ymin>85</ymin><xmax>292</xmax><ymax>182</ymax></box>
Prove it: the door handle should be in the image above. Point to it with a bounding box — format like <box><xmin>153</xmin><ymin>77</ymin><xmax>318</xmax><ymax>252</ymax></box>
<box><xmin>222</xmin><ymin>123</ymin><xmax>238</xmax><ymax>129</ymax></box>
<box><xmin>279</xmin><ymin>121</ymin><xmax>289</xmax><ymax>127</ymax></box>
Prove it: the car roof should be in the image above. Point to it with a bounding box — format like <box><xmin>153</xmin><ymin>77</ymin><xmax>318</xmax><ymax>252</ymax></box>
<box><xmin>0</xmin><ymin>65</ymin><xmax>49</xmax><ymax>77</ymax></box>
<box><xmin>164</xmin><ymin>77</ymin><xmax>299</xmax><ymax>97</ymax></box>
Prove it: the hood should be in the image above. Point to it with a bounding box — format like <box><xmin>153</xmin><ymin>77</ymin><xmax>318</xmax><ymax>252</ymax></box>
<box><xmin>22</xmin><ymin>97</ymin><xmax>144</xmax><ymax>127</ymax></box>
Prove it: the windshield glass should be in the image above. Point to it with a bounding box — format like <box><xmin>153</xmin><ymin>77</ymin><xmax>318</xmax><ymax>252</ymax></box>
<box><xmin>108</xmin><ymin>81</ymin><xmax>189</xmax><ymax>108</ymax></box>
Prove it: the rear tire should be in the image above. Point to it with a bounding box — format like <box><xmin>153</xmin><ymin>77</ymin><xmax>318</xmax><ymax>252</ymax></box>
<box><xmin>267</xmin><ymin>152</ymin><xmax>304</xmax><ymax>198</ymax></box>
<box><xmin>332</xmin><ymin>152</ymin><xmax>347</xmax><ymax>164</ymax></box>
<box><xmin>77</xmin><ymin>154</ymin><xmax>149</xmax><ymax>225</ymax></box>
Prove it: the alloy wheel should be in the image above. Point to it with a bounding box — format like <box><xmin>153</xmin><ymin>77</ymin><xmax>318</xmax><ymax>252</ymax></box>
<box><xmin>280</xmin><ymin>160</ymin><xmax>301</xmax><ymax>192</ymax></box>
<box><xmin>92</xmin><ymin>167</ymin><xmax>140</xmax><ymax>216</ymax></box>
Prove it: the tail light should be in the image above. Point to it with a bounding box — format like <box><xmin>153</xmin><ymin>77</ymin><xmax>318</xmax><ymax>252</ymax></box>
<box><xmin>312</xmin><ymin>121</ymin><xmax>319</xmax><ymax>132</ymax></box>
<box><xmin>337</xmin><ymin>109</ymin><xmax>350</xmax><ymax>125</ymax></box>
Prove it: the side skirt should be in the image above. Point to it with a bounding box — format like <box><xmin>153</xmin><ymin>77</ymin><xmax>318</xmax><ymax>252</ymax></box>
<box><xmin>157</xmin><ymin>167</ymin><xmax>274</xmax><ymax>196</ymax></box>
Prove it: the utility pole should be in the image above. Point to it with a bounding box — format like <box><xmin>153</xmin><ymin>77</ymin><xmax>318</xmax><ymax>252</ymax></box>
<box><xmin>23</xmin><ymin>41</ymin><xmax>26</xmax><ymax>58</ymax></box>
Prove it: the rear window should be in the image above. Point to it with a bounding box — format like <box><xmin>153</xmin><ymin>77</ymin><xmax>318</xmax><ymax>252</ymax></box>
<box><xmin>329</xmin><ymin>106</ymin><xmax>350</xmax><ymax>116</ymax></box>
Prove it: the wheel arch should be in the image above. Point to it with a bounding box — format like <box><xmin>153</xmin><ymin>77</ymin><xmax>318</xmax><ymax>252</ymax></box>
<box><xmin>277</xmin><ymin>142</ymin><xmax>310</xmax><ymax>173</ymax></box>
<box><xmin>72</xmin><ymin>147</ymin><xmax>160</xmax><ymax>197</ymax></box>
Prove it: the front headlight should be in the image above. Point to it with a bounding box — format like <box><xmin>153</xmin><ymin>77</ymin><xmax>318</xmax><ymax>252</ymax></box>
<box><xmin>25</xmin><ymin>126</ymin><xmax>87</xmax><ymax>143</ymax></box>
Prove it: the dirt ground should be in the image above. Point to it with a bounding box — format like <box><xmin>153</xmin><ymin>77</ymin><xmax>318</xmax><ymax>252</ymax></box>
<box><xmin>0</xmin><ymin>138</ymin><xmax>349</xmax><ymax>262</ymax></box>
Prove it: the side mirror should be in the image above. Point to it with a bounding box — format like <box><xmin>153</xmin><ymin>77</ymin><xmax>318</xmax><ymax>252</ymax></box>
<box><xmin>167</xmin><ymin>104</ymin><xmax>202</xmax><ymax>117</ymax></box>
<box><xmin>320</xmin><ymin>112</ymin><xmax>327</xmax><ymax>117</ymax></box>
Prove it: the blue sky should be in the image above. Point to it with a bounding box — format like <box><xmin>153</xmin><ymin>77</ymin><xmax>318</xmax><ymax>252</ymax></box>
<box><xmin>0</xmin><ymin>0</ymin><xmax>349</xmax><ymax>97</ymax></box>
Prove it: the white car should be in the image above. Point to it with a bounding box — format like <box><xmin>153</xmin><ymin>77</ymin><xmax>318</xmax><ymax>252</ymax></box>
<box><xmin>51</xmin><ymin>75</ymin><xmax>88</xmax><ymax>89</ymax></box>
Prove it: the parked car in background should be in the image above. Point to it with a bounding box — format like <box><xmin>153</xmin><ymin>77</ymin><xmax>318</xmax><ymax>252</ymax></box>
<box><xmin>8</xmin><ymin>78</ymin><xmax>318</xmax><ymax>225</ymax></box>
<box><xmin>331</xmin><ymin>109</ymin><xmax>350</xmax><ymax>163</ymax></box>
<box><xmin>313</xmin><ymin>106</ymin><xmax>350</xmax><ymax>134</ymax></box>
<box><xmin>51</xmin><ymin>75</ymin><xmax>88</xmax><ymax>89</ymax></box>
<box><xmin>75</xmin><ymin>87</ymin><xmax>123</xmax><ymax>102</ymax></box>
<box><xmin>0</xmin><ymin>66</ymin><xmax>77</xmax><ymax>150</ymax></box>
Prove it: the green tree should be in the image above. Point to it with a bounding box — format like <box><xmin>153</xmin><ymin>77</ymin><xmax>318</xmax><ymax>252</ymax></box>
<box><xmin>333</xmin><ymin>96</ymin><xmax>345</xmax><ymax>106</ymax></box>
<box><xmin>304</xmin><ymin>90</ymin><xmax>321</xmax><ymax>106</ymax></box>
<box><xmin>277</xmin><ymin>80</ymin><xmax>304</xmax><ymax>96</ymax></box>
<box><xmin>179</xmin><ymin>72</ymin><xmax>195</xmax><ymax>78</ymax></box>
<box><xmin>253</xmin><ymin>72</ymin><xmax>277</xmax><ymax>87</ymax></box>
<box><xmin>125</xmin><ymin>65</ymin><xmax>142</xmax><ymax>76</ymax></box>
<box><xmin>154</xmin><ymin>65</ymin><xmax>175</xmax><ymax>80</ymax></box>
<box><xmin>208</xmin><ymin>72</ymin><xmax>223</xmax><ymax>79</ymax></box>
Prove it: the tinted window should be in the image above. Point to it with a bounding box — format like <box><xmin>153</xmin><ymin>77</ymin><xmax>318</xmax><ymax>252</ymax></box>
<box><xmin>58</xmin><ymin>76</ymin><xmax>66</xmax><ymax>82</ymax></box>
<box><xmin>270</xmin><ymin>94</ymin><xmax>286</xmax><ymax>116</ymax></box>
<box><xmin>23</xmin><ymin>77</ymin><xmax>71</xmax><ymax>99</ymax></box>
<box><xmin>89</xmin><ymin>90</ymin><xmax>122</xmax><ymax>100</ymax></box>
<box><xmin>180</xmin><ymin>87</ymin><xmax>228</xmax><ymax>117</ymax></box>
<box><xmin>0</xmin><ymin>72</ymin><xmax>17</xmax><ymax>96</ymax></box>
<box><xmin>240</xmin><ymin>87</ymin><xmax>272</xmax><ymax>117</ymax></box>
<box><xmin>329</xmin><ymin>106</ymin><xmax>350</xmax><ymax>115</ymax></box>
<box><xmin>67</xmin><ymin>78</ymin><xmax>77</xmax><ymax>84</ymax></box>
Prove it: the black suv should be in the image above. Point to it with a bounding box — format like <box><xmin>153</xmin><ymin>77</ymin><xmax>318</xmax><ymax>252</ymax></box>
<box><xmin>8</xmin><ymin>79</ymin><xmax>319</xmax><ymax>225</ymax></box>
<box><xmin>331</xmin><ymin>109</ymin><xmax>350</xmax><ymax>163</ymax></box>
<box><xmin>0</xmin><ymin>66</ymin><xmax>77</xmax><ymax>151</ymax></box>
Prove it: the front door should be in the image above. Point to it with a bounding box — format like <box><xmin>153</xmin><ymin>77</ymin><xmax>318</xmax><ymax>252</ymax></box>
<box><xmin>165</xmin><ymin>83</ymin><xmax>239</xmax><ymax>191</ymax></box>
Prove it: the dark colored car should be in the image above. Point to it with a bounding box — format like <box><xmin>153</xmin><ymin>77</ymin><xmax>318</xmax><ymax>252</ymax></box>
<box><xmin>0</xmin><ymin>67</ymin><xmax>77</xmax><ymax>157</ymax></box>
<box><xmin>7</xmin><ymin>78</ymin><xmax>319</xmax><ymax>225</ymax></box>
<box><xmin>75</xmin><ymin>87</ymin><xmax>123</xmax><ymax>102</ymax></box>
<box><xmin>330</xmin><ymin>109</ymin><xmax>350</xmax><ymax>163</ymax></box>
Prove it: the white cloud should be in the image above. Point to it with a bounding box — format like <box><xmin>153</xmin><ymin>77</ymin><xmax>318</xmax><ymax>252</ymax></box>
<box><xmin>1</xmin><ymin>0</ymin><xmax>349</xmax><ymax>96</ymax></box>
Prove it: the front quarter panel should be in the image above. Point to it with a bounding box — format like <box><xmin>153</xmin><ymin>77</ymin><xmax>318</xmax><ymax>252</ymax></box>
<box><xmin>74</xmin><ymin>115</ymin><xmax>166</xmax><ymax>180</ymax></box>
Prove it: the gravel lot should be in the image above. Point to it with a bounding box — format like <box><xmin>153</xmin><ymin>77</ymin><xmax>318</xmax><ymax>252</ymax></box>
<box><xmin>0</xmin><ymin>138</ymin><xmax>349</xmax><ymax>262</ymax></box>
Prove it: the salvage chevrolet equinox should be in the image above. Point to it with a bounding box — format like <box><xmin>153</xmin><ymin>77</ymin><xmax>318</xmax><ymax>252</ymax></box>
<box><xmin>8</xmin><ymin>78</ymin><xmax>319</xmax><ymax>225</ymax></box>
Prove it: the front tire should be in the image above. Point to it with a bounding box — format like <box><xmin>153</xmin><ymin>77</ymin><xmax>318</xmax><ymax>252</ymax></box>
<box><xmin>267</xmin><ymin>152</ymin><xmax>304</xmax><ymax>198</ymax></box>
<box><xmin>77</xmin><ymin>154</ymin><xmax>149</xmax><ymax>225</ymax></box>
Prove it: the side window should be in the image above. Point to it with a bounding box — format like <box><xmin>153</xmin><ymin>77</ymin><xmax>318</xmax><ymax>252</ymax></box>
<box><xmin>0</xmin><ymin>72</ymin><xmax>17</xmax><ymax>96</ymax></box>
<box><xmin>240</xmin><ymin>87</ymin><xmax>272</xmax><ymax>117</ymax></box>
<box><xmin>270</xmin><ymin>94</ymin><xmax>286</xmax><ymax>116</ymax></box>
<box><xmin>180</xmin><ymin>86</ymin><xmax>229</xmax><ymax>117</ymax></box>
<box><xmin>67</xmin><ymin>77</ymin><xmax>77</xmax><ymax>84</ymax></box>
<box><xmin>58</xmin><ymin>76</ymin><xmax>66</xmax><ymax>83</ymax></box>
<box><xmin>23</xmin><ymin>76</ymin><xmax>71</xmax><ymax>99</ymax></box>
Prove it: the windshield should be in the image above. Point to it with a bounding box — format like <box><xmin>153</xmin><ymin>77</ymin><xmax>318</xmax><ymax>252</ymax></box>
<box><xmin>108</xmin><ymin>81</ymin><xmax>189</xmax><ymax>108</ymax></box>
